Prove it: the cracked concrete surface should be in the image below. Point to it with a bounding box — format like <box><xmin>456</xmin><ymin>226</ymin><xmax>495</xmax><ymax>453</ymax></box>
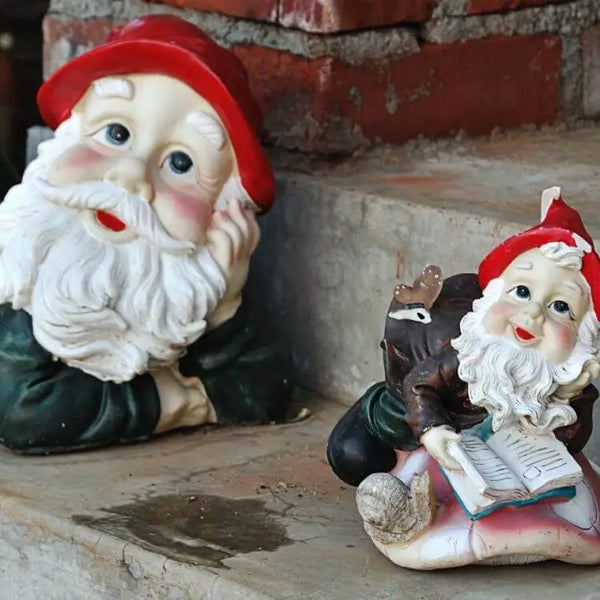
<box><xmin>1</xmin><ymin>395</ymin><xmax>600</xmax><ymax>599</ymax></box>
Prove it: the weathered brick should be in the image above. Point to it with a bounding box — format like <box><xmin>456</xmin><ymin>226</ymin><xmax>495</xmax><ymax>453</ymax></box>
<box><xmin>278</xmin><ymin>0</ymin><xmax>437</xmax><ymax>33</ymax></box>
<box><xmin>467</xmin><ymin>0</ymin><xmax>566</xmax><ymax>15</ymax></box>
<box><xmin>41</xmin><ymin>15</ymin><xmax>562</xmax><ymax>154</ymax></box>
<box><xmin>43</xmin><ymin>15</ymin><xmax>115</xmax><ymax>77</ymax></box>
<box><xmin>235</xmin><ymin>34</ymin><xmax>561</xmax><ymax>153</ymax></box>
<box><xmin>144</xmin><ymin>0</ymin><xmax>436</xmax><ymax>31</ymax></box>
<box><xmin>582</xmin><ymin>24</ymin><xmax>600</xmax><ymax>118</ymax></box>
<box><xmin>143</xmin><ymin>0</ymin><xmax>278</xmax><ymax>21</ymax></box>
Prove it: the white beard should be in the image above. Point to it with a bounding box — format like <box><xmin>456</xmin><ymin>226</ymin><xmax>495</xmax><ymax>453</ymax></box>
<box><xmin>0</xmin><ymin>119</ymin><xmax>226</xmax><ymax>383</ymax></box>
<box><xmin>451</xmin><ymin>278</ymin><xmax>598</xmax><ymax>435</ymax></box>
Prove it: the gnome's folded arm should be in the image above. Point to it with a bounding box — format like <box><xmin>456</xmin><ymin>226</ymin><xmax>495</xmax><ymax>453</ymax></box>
<box><xmin>0</xmin><ymin>302</ymin><xmax>291</xmax><ymax>453</ymax></box>
<box><xmin>554</xmin><ymin>385</ymin><xmax>598</xmax><ymax>454</ymax></box>
<box><xmin>378</xmin><ymin>341</ymin><xmax>598</xmax><ymax>454</ymax></box>
<box><xmin>0</xmin><ymin>304</ymin><xmax>160</xmax><ymax>453</ymax></box>
<box><xmin>363</xmin><ymin>269</ymin><xmax>599</xmax><ymax>457</ymax></box>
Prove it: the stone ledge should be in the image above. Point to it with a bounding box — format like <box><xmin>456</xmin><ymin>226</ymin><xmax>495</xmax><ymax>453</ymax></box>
<box><xmin>248</xmin><ymin>127</ymin><xmax>600</xmax><ymax>460</ymax></box>
<box><xmin>1</xmin><ymin>395</ymin><xmax>600</xmax><ymax>599</ymax></box>
<box><xmin>25</xmin><ymin>124</ymin><xmax>600</xmax><ymax>461</ymax></box>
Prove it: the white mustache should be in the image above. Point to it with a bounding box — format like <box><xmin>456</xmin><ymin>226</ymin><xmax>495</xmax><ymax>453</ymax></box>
<box><xmin>33</xmin><ymin>177</ymin><xmax>196</xmax><ymax>256</ymax></box>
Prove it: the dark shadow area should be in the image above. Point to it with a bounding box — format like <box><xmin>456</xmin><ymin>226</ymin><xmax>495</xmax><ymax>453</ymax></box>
<box><xmin>0</xmin><ymin>0</ymin><xmax>49</xmax><ymax>196</ymax></box>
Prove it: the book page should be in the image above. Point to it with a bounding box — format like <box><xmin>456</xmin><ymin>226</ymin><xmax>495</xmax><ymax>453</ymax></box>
<box><xmin>447</xmin><ymin>434</ymin><xmax>526</xmax><ymax>499</ymax></box>
<box><xmin>441</xmin><ymin>465</ymin><xmax>497</xmax><ymax>517</ymax></box>
<box><xmin>487</xmin><ymin>425</ymin><xmax>583</xmax><ymax>495</ymax></box>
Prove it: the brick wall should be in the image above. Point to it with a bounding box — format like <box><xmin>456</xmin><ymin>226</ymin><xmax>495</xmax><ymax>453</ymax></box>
<box><xmin>44</xmin><ymin>0</ymin><xmax>600</xmax><ymax>153</ymax></box>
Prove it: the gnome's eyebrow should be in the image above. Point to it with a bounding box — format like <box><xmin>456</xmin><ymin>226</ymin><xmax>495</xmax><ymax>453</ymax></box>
<box><xmin>186</xmin><ymin>111</ymin><xmax>226</xmax><ymax>150</ymax></box>
<box><xmin>562</xmin><ymin>280</ymin><xmax>584</xmax><ymax>296</ymax></box>
<box><xmin>93</xmin><ymin>77</ymin><xmax>135</xmax><ymax>100</ymax></box>
<box><xmin>515</xmin><ymin>261</ymin><xmax>533</xmax><ymax>270</ymax></box>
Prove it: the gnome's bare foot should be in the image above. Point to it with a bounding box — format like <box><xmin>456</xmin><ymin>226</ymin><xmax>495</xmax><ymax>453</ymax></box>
<box><xmin>356</xmin><ymin>472</ymin><xmax>435</xmax><ymax>545</ymax></box>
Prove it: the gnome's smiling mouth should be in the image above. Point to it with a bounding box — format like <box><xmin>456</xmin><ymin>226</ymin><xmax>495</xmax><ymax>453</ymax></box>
<box><xmin>514</xmin><ymin>326</ymin><xmax>536</xmax><ymax>342</ymax></box>
<box><xmin>95</xmin><ymin>210</ymin><xmax>127</xmax><ymax>232</ymax></box>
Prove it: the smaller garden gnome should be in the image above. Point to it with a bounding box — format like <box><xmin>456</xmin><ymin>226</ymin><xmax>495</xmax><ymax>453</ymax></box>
<box><xmin>0</xmin><ymin>15</ymin><xmax>292</xmax><ymax>453</ymax></box>
<box><xmin>328</xmin><ymin>186</ymin><xmax>600</xmax><ymax>568</ymax></box>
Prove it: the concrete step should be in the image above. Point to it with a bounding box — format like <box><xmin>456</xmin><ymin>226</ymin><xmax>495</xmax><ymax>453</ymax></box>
<box><xmin>1</xmin><ymin>394</ymin><xmax>600</xmax><ymax>600</ymax></box>
<box><xmin>248</xmin><ymin>127</ymin><xmax>600</xmax><ymax>462</ymax></box>
<box><xmin>24</xmin><ymin>125</ymin><xmax>600</xmax><ymax>462</ymax></box>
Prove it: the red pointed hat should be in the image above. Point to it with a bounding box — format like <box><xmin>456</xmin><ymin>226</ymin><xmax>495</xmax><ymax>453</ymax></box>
<box><xmin>479</xmin><ymin>186</ymin><xmax>600</xmax><ymax>319</ymax></box>
<box><xmin>37</xmin><ymin>15</ymin><xmax>274</xmax><ymax>212</ymax></box>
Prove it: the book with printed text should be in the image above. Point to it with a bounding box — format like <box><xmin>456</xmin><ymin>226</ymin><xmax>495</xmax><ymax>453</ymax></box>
<box><xmin>441</xmin><ymin>425</ymin><xmax>582</xmax><ymax>519</ymax></box>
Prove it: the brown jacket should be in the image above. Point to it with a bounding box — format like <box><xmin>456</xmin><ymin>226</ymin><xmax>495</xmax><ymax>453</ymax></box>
<box><xmin>381</xmin><ymin>273</ymin><xmax>597</xmax><ymax>454</ymax></box>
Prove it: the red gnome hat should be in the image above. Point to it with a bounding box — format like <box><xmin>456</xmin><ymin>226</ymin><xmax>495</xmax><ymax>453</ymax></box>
<box><xmin>479</xmin><ymin>186</ymin><xmax>600</xmax><ymax>320</ymax></box>
<box><xmin>37</xmin><ymin>15</ymin><xmax>274</xmax><ymax>212</ymax></box>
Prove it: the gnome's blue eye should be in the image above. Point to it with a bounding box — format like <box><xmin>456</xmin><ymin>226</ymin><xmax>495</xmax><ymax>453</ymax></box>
<box><xmin>508</xmin><ymin>285</ymin><xmax>530</xmax><ymax>301</ymax></box>
<box><xmin>105</xmin><ymin>123</ymin><xmax>130</xmax><ymax>145</ymax></box>
<box><xmin>168</xmin><ymin>151</ymin><xmax>193</xmax><ymax>174</ymax></box>
<box><xmin>549</xmin><ymin>300</ymin><xmax>573</xmax><ymax>319</ymax></box>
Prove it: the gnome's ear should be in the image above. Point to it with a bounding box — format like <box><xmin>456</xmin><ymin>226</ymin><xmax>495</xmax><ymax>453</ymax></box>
<box><xmin>540</xmin><ymin>186</ymin><xmax>561</xmax><ymax>221</ymax></box>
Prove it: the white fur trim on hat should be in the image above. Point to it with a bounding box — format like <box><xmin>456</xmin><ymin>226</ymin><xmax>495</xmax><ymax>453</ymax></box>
<box><xmin>540</xmin><ymin>185</ymin><xmax>561</xmax><ymax>220</ymax></box>
<box><xmin>572</xmin><ymin>233</ymin><xmax>592</xmax><ymax>254</ymax></box>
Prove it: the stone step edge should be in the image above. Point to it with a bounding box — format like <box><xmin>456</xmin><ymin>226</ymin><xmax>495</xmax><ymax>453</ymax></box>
<box><xmin>0</xmin><ymin>490</ymin><xmax>275</xmax><ymax>599</ymax></box>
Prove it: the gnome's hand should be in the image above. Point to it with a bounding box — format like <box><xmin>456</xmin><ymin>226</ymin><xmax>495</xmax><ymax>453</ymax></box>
<box><xmin>151</xmin><ymin>365</ymin><xmax>216</xmax><ymax>433</ymax></box>
<box><xmin>420</xmin><ymin>425</ymin><xmax>463</xmax><ymax>471</ymax></box>
<box><xmin>207</xmin><ymin>200</ymin><xmax>260</xmax><ymax>326</ymax></box>
<box><xmin>554</xmin><ymin>358</ymin><xmax>600</xmax><ymax>401</ymax></box>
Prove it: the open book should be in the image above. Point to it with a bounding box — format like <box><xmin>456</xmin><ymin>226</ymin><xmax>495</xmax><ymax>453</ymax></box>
<box><xmin>441</xmin><ymin>425</ymin><xmax>583</xmax><ymax>520</ymax></box>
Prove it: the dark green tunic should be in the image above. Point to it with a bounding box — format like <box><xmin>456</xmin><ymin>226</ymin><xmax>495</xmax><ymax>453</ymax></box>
<box><xmin>0</xmin><ymin>302</ymin><xmax>291</xmax><ymax>454</ymax></box>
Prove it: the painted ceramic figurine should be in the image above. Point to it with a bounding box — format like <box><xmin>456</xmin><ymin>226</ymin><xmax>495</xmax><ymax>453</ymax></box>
<box><xmin>0</xmin><ymin>15</ymin><xmax>292</xmax><ymax>453</ymax></box>
<box><xmin>328</xmin><ymin>186</ymin><xmax>600</xmax><ymax>568</ymax></box>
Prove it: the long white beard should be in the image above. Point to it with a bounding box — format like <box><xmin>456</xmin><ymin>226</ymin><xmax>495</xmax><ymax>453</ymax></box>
<box><xmin>0</xmin><ymin>121</ymin><xmax>226</xmax><ymax>383</ymax></box>
<box><xmin>451</xmin><ymin>278</ymin><xmax>597</xmax><ymax>435</ymax></box>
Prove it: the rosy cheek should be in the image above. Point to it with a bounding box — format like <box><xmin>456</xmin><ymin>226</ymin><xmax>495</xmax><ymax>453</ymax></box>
<box><xmin>482</xmin><ymin>302</ymin><xmax>516</xmax><ymax>334</ymax></box>
<box><xmin>552</xmin><ymin>325</ymin><xmax>576</xmax><ymax>353</ymax></box>
<box><xmin>49</xmin><ymin>145</ymin><xmax>109</xmax><ymax>184</ymax></box>
<box><xmin>169</xmin><ymin>193</ymin><xmax>212</xmax><ymax>228</ymax></box>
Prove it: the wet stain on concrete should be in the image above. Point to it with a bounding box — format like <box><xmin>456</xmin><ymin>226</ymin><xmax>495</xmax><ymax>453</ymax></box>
<box><xmin>73</xmin><ymin>493</ymin><xmax>293</xmax><ymax>568</ymax></box>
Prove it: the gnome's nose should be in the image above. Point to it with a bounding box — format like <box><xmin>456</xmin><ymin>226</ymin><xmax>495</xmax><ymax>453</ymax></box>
<box><xmin>104</xmin><ymin>157</ymin><xmax>154</xmax><ymax>203</ymax></box>
<box><xmin>523</xmin><ymin>301</ymin><xmax>543</xmax><ymax>319</ymax></box>
<box><xmin>520</xmin><ymin>302</ymin><xmax>545</xmax><ymax>333</ymax></box>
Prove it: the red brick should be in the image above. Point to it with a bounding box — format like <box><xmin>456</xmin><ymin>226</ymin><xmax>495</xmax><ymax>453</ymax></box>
<box><xmin>234</xmin><ymin>34</ymin><xmax>561</xmax><ymax>153</ymax></box>
<box><xmin>278</xmin><ymin>0</ymin><xmax>437</xmax><ymax>32</ymax></box>
<box><xmin>468</xmin><ymin>0</ymin><xmax>565</xmax><ymax>15</ymax></box>
<box><xmin>41</xmin><ymin>16</ymin><xmax>562</xmax><ymax>154</ymax></box>
<box><xmin>143</xmin><ymin>0</ymin><xmax>277</xmax><ymax>21</ymax></box>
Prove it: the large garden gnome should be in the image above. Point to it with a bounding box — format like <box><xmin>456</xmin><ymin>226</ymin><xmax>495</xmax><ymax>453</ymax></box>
<box><xmin>328</xmin><ymin>187</ymin><xmax>600</xmax><ymax>568</ymax></box>
<box><xmin>0</xmin><ymin>15</ymin><xmax>292</xmax><ymax>453</ymax></box>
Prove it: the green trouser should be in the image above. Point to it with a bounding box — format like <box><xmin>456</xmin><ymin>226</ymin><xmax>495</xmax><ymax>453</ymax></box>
<box><xmin>360</xmin><ymin>381</ymin><xmax>419</xmax><ymax>451</ymax></box>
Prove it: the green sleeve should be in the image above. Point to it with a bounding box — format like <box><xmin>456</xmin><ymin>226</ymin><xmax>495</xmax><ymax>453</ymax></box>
<box><xmin>0</xmin><ymin>304</ymin><xmax>161</xmax><ymax>454</ymax></box>
<box><xmin>360</xmin><ymin>381</ymin><xmax>419</xmax><ymax>451</ymax></box>
<box><xmin>179</xmin><ymin>301</ymin><xmax>293</xmax><ymax>425</ymax></box>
